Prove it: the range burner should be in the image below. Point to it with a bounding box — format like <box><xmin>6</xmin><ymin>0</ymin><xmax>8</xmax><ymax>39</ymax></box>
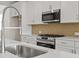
<box><xmin>39</xmin><ymin>34</ymin><xmax>64</xmax><ymax>37</ymax></box>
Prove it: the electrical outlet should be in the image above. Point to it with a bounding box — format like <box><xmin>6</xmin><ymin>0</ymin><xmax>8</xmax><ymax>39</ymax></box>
<box><xmin>39</xmin><ymin>31</ymin><xmax>42</xmax><ymax>34</ymax></box>
<box><xmin>74</xmin><ymin>32</ymin><xmax>79</xmax><ymax>36</ymax></box>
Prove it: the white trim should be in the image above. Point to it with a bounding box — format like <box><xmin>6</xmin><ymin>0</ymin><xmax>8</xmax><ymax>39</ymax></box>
<box><xmin>4</xmin><ymin>27</ymin><xmax>21</xmax><ymax>29</ymax></box>
<box><xmin>43</xmin><ymin>20</ymin><xmax>60</xmax><ymax>22</ymax></box>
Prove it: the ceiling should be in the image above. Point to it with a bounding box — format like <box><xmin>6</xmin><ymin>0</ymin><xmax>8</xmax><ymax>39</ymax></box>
<box><xmin>0</xmin><ymin>1</ymin><xmax>18</xmax><ymax>6</ymax></box>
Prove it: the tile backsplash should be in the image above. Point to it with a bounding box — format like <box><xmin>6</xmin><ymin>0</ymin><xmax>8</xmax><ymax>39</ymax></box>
<box><xmin>32</xmin><ymin>23</ymin><xmax>79</xmax><ymax>36</ymax></box>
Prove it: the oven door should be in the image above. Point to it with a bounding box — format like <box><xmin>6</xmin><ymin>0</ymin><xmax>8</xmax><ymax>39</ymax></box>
<box><xmin>37</xmin><ymin>42</ymin><xmax>55</xmax><ymax>49</ymax></box>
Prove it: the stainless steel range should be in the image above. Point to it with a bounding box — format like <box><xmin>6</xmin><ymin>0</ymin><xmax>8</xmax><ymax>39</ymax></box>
<box><xmin>37</xmin><ymin>34</ymin><xmax>64</xmax><ymax>49</ymax></box>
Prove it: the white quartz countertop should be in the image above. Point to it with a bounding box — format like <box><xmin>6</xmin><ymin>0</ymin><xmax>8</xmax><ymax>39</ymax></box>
<box><xmin>55</xmin><ymin>37</ymin><xmax>79</xmax><ymax>42</ymax></box>
<box><xmin>35</xmin><ymin>49</ymin><xmax>79</xmax><ymax>58</ymax></box>
<box><xmin>0</xmin><ymin>38</ymin><xmax>79</xmax><ymax>58</ymax></box>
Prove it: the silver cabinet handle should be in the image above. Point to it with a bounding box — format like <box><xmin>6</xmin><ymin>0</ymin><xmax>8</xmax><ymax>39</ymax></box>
<box><xmin>74</xmin><ymin>50</ymin><xmax>76</xmax><ymax>54</ymax></box>
<box><xmin>76</xmin><ymin>14</ymin><xmax>79</xmax><ymax>20</ymax></box>
<box><xmin>72</xmin><ymin>50</ymin><xmax>76</xmax><ymax>54</ymax></box>
<box><xmin>61</xmin><ymin>42</ymin><xmax>67</xmax><ymax>44</ymax></box>
<box><xmin>72</xmin><ymin>50</ymin><xmax>73</xmax><ymax>53</ymax></box>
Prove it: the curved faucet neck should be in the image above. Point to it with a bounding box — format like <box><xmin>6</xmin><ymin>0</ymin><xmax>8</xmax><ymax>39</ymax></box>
<box><xmin>1</xmin><ymin>6</ymin><xmax>21</xmax><ymax>53</ymax></box>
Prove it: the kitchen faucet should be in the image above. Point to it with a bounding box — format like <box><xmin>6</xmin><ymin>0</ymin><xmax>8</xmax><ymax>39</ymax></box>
<box><xmin>1</xmin><ymin>6</ymin><xmax>21</xmax><ymax>53</ymax></box>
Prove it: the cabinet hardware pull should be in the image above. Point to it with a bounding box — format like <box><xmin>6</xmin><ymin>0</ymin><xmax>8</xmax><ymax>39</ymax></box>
<box><xmin>72</xmin><ymin>50</ymin><xmax>73</xmax><ymax>53</ymax></box>
<box><xmin>61</xmin><ymin>42</ymin><xmax>67</xmax><ymax>44</ymax></box>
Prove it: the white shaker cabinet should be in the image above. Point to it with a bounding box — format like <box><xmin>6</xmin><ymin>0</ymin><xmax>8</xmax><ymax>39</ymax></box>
<box><xmin>61</xmin><ymin>1</ymin><xmax>79</xmax><ymax>23</ymax></box>
<box><xmin>25</xmin><ymin>1</ymin><xmax>61</xmax><ymax>24</ymax></box>
<box><xmin>25</xmin><ymin>2</ymin><xmax>42</xmax><ymax>24</ymax></box>
<box><xmin>33</xmin><ymin>2</ymin><xmax>42</xmax><ymax>24</ymax></box>
<box><xmin>56</xmin><ymin>38</ymin><xmax>74</xmax><ymax>53</ymax></box>
<box><xmin>74</xmin><ymin>39</ymin><xmax>79</xmax><ymax>55</ymax></box>
<box><xmin>76</xmin><ymin>49</ymin><xmax>79</xmax><ymax>55</ymax></box>
<box><xmin>56</xmin><ymin>37</ymin><xmax>79</xmax><ymax>55</ymax></box>
<box><xmin>21</xmin><ymin>2</ymin><xmax>33</xmax><ymax>24</ymax></box>
<box><xmin>22</xmin><ymin>35</ymin><xmax>36</xmax><ymax>45</ymax></box>
<box><xmin>56</xmin><ymin>45</ymin><xmax>73</xmax><ymax>53</ymax></box>
<box><xmin>18</xmin><ymin>1</ymin><xmax>61</xmax><ymax>24</ymax></box>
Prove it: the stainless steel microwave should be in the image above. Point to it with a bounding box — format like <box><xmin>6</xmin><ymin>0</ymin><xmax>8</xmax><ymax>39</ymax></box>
<box><xmin>42</xmin><ymin>9</ymin><xmax>60</xmax><ymax>23</ymax></box>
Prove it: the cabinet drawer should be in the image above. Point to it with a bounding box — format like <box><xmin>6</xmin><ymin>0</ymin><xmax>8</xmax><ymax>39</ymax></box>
<box><xmin>22</xmin><ymin>39</ymin><xmax>36</xmax><ymax>45</ymax></box>
<box><xmin>28</xmin><ymin>40</ymin><xmax>36</xmax><ymax>45</ymax></box>
<box><xmin>22</xmin><ymin>35</ymin><xmax>36</xmax><ymax>45</ymax></box>
<box><xmin>76</xmin><ymin>49</ymin><xmax>79</xmax><ymax>55</ymax></box>
<box><xmin>75</xmin><ymin>42</ymin><xmax>79</xmax><ymax>49</ymax></box>
<box><xmin>22</xmin><ymin>35</ymin><xmax>33</xmax><ymax>39</ymax></box>
<box><xmin>56</xmin><ymin>45</ymin><xmax>73</xmax><ymax>53</ymax></box>
<box><xmin>56</xmin><ymin>40</ymin><xmax>74</xmax><ymax>48</ymax></box>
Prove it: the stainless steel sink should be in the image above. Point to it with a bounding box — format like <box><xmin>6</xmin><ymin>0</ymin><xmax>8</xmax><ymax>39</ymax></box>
<box><xmin>5</xmin><ymin>45</ymin><xmax>46</xmax><ymax>58</ymax></box>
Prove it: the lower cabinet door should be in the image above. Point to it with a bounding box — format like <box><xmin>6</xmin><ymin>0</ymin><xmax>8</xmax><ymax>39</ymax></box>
<box><xmin>75</xmin><ymin>42</ymin><xmax>79</xmax><ymax>49</ymax></box>
<box><xmin>76</xmin><ymin>49</ymin><xmax>79</xmax><ymax>55</ymax></box>
<box><xmin>22</xmin><ymin>35</ymin><xmax>36</xmax><ymax>45</ymax></box>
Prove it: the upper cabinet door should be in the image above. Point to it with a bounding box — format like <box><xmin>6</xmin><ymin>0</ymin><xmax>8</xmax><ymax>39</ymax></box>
<box><xmin>41</xmin><ymin>1</ymin><xmax>61</xmax><ymax>12</ymax></box>
<box><xmin>26</xmin><ymin>2</ymin><xmax>34</xmax><ymax>24</ymax></box>
<box><xmin>32</xmin><ymin>2</ymin><xmax>42</xmax><ymax>24</ymax></box>
<box><xmin>61</xmin><ymin>1</ymin><xmax>79</xmax><ymax>23</ymax></box>
<box><xmin>24</xmin><ymin>2</ymin><xmax>42</xmax><ymax>24</ymax></box>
